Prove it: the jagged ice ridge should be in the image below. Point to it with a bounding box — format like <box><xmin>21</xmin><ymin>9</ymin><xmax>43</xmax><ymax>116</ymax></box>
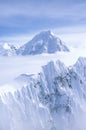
<box><xmin>0</xmin><ymin>57</ymin><xmax>86</xmax><ymax>130</ymax></box>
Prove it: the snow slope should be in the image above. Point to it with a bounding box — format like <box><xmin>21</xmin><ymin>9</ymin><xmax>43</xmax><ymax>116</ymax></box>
<box><xmin>0</xmin><ymin>57</ymin><xmax>86</xmax><ymax>130</ymax></box>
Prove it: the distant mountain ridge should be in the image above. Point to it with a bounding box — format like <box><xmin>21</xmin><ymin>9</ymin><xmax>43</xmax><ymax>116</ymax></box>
<box><xmin>0</xmin><ymin>43</ymin><xmax>17</xmax><ymax>56</ymax></box>
<box><xmin>0</xmin><ymin>30</ymin><xmax>69</xmax><ymax>56</ymax></box>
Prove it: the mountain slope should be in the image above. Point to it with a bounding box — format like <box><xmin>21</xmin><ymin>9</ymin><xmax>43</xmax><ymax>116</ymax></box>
<box><xmin>17</xmin><ymin>30</ymin><xmax>69</xmax><ymax>55</ymax></box>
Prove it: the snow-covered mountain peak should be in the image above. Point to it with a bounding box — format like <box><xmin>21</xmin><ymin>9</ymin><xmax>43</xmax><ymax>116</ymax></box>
<box><xmin>33</xmin><ymin>30</ymin><xmax>55</xmax><ymax>39</ymax></box>
<box><xmin>0</xmin><ymin>30</ymin><xmax>69</xmax><ymax>56</ymax></box>
<box><xmin>17</xmin><ymin>30</ymin><xmax>69</xmax><ymax>55</ymax></box>
<box><xmin>36</xmin><ymin>30</ymin><xmax>52</xmax><ymax>35</ymax></box>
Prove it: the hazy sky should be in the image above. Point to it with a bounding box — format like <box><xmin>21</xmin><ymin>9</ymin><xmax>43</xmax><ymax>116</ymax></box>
<box><xmin>0</xmin><ymin>0</ymin><xmax>86</xmax><ymax>44</ymax></box>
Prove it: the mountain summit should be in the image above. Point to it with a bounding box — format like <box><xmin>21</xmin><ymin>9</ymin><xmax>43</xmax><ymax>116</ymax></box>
<box><xmin>17</xmin><ymin>30</ymin><xmax>69</xmax><ymax>55</ymax></box>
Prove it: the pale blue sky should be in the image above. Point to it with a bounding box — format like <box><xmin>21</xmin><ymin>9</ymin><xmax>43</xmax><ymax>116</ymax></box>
<box><xmin>0</xmin><ymin>0</ymin><xmax>86</xmax><ymax>44</ymax></box>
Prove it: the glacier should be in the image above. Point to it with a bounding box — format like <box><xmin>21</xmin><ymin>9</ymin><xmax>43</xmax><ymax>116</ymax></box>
<box><xmin>0</xmin><ymin>57</ymin><xmax>86</xmax><ymax>130</ymax></box>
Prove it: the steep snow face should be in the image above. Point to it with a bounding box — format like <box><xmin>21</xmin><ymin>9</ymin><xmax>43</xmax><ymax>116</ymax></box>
<box><xmin>0</xmin><ymin>43</ymin><xmax>16</xmax><ymax>56</ymax></box>
<box><xmin>17</xmin><ymin>31</ymin><xmax>69</xmax><ymax>55</ymax></box>
<box><xmin>0</xmin><ymin>57</ymin><xmax>86</xmax><ymax>130</ymax></box>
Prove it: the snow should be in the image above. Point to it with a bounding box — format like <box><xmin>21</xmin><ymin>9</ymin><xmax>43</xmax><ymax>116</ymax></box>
<box><xmin>0</xmin><ymin>43</ymin><xmax>16</xmax><ymax>56</ymax></box>
<box><xmin>17</xmin><ymin>30</ymin><xmax>69</xmax><ymax>55</ymax></box>
<box><xmin>0</xmin><ymin>30</ymin><xmax>86</xmax><ymax>130</ymax></box>
<box><xmin>0</xmin><ymin>54</ymin><xmax>86</xmax><ymax>130</ymax></box>
<box><xmin>3</xmin><ymin>43</ymin><xmax>11</xmax><ymax>50</ymax></box>
<box><xmin>0</xmin><ymin>84</ymin><xmax>17</xmax><ymax>97</ymax></box>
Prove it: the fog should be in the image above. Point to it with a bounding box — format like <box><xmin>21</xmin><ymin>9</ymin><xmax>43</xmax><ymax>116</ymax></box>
<box><xmin>0</xmin><ymin>48</ymin><xmax>86</xmax><ymax>86</ymax></box>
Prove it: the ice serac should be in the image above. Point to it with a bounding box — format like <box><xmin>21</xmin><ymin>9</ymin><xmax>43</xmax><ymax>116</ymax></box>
<box><xmin>17</xmin><ymin>30</ymin><xmax>69</xmax><ymax>55</ymax></box>
<box><xmin>0</xmin><ymin>57</ymin><xmax>86</xmax><ymax>130</ymax></box>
